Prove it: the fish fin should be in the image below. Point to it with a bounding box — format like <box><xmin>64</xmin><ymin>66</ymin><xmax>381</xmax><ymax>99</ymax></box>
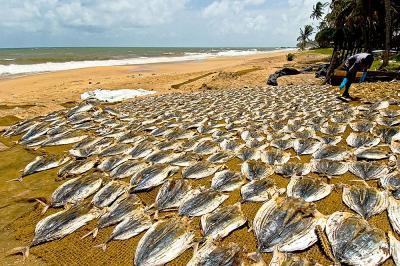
<box><xmin>153</xmin><ymin>210</ymin><xmax>159</xmax><ymax>220</ymax></box>
<box><xmin>6</xmin><ymin>177</ymin><xmax>23</xmax><ymax>182</ymax></box>
<box><xmin>93</xmin><ymin>228</ymin><xmax>99</xmax><ymax>239</ymax></box>
<box><xmin>247</xmin><ymin>220</ymin><xmax>253</xmax><ymax>232</ymax></box>
<box><xmin>192</xmin><ymin>242</ymin><xmax>199</xmax><ymax>254</ymax></box>
<box><xmin>94</xmin><ymin>243</ymin><xmax>107</xmax><ymax>252</ymax></box>
<box><xmin>247</xmin><ymin>251</ymin><xmax>266</xmax><ymax>265</ymax></box>
<box><xmin>8</xmin><ymin>246</ymin><xmax>30</xmax><ymax>259</ymax></box>
<box><xmin>81</xmin><ymin>228</ymin><xmax>97</xmax><ymax>239</ymax></box>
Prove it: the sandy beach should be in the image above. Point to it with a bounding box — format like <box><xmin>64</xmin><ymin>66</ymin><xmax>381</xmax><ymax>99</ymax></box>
<box><xmin>1</xmin><ymin>50</ymin><xmax>400</xmax><ymax>266</ymax></box>
<box><xmin>0</xmin><ymin>51</ymin><xmax>327</xmax><ymax>120</ymax></box>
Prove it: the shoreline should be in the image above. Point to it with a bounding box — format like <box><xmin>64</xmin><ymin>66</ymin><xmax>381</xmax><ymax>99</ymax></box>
<box><xmin>0</xmin><ymin>50</ymin><xmax>325</xmax><ymax>120</ymax></box>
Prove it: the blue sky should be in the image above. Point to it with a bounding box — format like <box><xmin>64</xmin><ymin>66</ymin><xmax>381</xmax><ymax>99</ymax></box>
<box><xmin>0</xmin><ymin>0</ymin><xmax>322</xmax><ymax>48</ymax></box>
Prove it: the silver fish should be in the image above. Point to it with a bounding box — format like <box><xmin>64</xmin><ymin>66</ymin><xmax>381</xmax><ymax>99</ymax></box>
<box><xmin>325</xmin><ymin>211</ymin><xmax>389</xmax><ymax>265</ymax></box>
<box><xmin>253</xmin><ymin>196</ymin><xmax>325</xmax><ymax>252</ymax></box>
<box><xmin>342</xmin><ymin>186</ymin><xmax>388</xmax><ymax>219</ymax></box>
<box><xmin>346</xmin><ymin>132</ymin><xmax>380</xmax><ymax>148</ymax></box>
<box><xmin>97</xmin><ymin>155</ymin><xmax>131</xmax><ymax>172</ymax></box>
<box><xmin>58</xmin><ymin>157</ymin><xmax>98</xmax><ymax>177</ymax></box>
<box><xmin>293</xmin><ymin>139</ymin><xmax>322</xmax><ymax>156</ymax></box>
<box><xmin>96</xmin><ymin>208</ymin><xmax>152</xmax><ymax>251</ymax></box>
<box><xmin>236</xmin><ymin>147</ymin><xmax>261</xmax><ymax>161</ymax></box>
<box><xmin>355</xmin><ymin>147</ymin><xmax>390</xmax><ymax>160</ymax></box>
<box><xmin>179</xmin><ymin>188</ymin><xmax>229</xmax><ymax>217</ymax></box>
<box><xmin>92</xmin><ymin>180</ymin><xmax>129</xmax><ymax>208</ymax></box>
<box><xmin>187</xmin><ymin>240</ymin><xmax>243</xmax><ymax>266</ymax></box>
<box><xmin>240</xmin><ymin>178</ymin><xmax>284</xmax><ymax>202</ymax></box>
<box><xmin>99</xmin><ymin>143</ymin><xmax>132</xmax><ymax>157</ymax></box>
<box><xmin>207</xmin><ymin>151</ymin><xmax>233</xmax><ymax>164</ymax></box>
<box><xmin>312</xmin><ymin>145</ymin><xmax>349</xmax><ymax>161</ymax></box>
<box><xmin>388</xmin><ymin>197</ymin><xmax>400</xmax><ymax>235</ymax></box>
<box><xmin>134</xmin><ymin>218</ymin><xmax>194</xmax><ymax>266</ymax></box>
<box><xmin>350</xmin><ymin>120</ymin><xmax>375</xmax><ymax>132</ymax></box>
<box><xmin>373</xmin><ymin>126</ymin><xmax>400</xmax><ymax>144</ymax></box>
<box><xmin>130</xmin><ymin>164</ymin><xmax>179</xmax><ymax>192</ymax></box>
<box><xmin>311</xmin><ymin>159</ymin><xmax>348</xmax><ymax>177</ymax></box>
<box><xmin>241</xmin><ymin>160</ymin><xmax>274</xmax><ymax>180</ymax></box>
<box><xmin>21</xmin><ymin>155</ymin><xmax>70</xmax><ymax>178</ymax></box>
<box><xmin>50</xmin><ymin>174</ymin><xmax>103</xmax><ymax>209</ymax></box>
<box><xmin>110</xmin><ymin>161</ymin><xmax>148</xmax><ymax>179</ymax></box>
<box><xmin>41</xmin><ymin>133</ymin><xmax>87</xmax><ymax>146</ymax></box>
<box><xmin>182</xmin><ymin>162</ymin><xmax>221</xmax><ymax>179</ymax></box>
<box><xmin>155</xmin><ymin>179</ymin><xmax>191</xmax><ymax>211</ymax></box>
<box><xmin>129</xmin><ymin>142</ymin><xmax>153</xmax><ymax>159</ymax></box>
<box><xmin>380</xmin><ymin>172</ymin><xmax>400</xmax><ymax>199</ymax></box>
<box><xmin>201</xmin><ymin>203</ymin><xmax>247</xmax><ymax>240</ymax></box>
<box><xmin>260</xmin><ymin>149</ymin><xmax>290</xmax><ymax>165</ymax></box>
<box><xmin>389</xmin><ymin>232</ymin><xmax>400</xmax><ymax>266</ymax></box>
<box><xmin>287</xmin><ymin>176</ymin><xmax>333</xmax><ymax>202</ymax></box>
<box><xmin>348</xmin><ymin>161</ymin><xmax>389</xmax><ymax>180</ymax></box>
<box><xmin>211</xmin><ymin>170</ymin><xmax>244</xmax><ymax>192</ymax></box>
<box><xmin>275</xmin><ymin>162</ymin><xmax>311</xmax><ymax>177</ymax></box>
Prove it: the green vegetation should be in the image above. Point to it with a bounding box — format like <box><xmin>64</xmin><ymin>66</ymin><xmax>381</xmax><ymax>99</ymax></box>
<box><xmin>297</xmin><ymin>25</ymin><xmax>314</xmax><ymax>51</ymax></box>
<box><xmin>306</xmin><ymin>48</ymin><xmax>333</xmax><ymax>55</ymax></box>
<box><xmin>286</xmin><ymin>53</ymin><xmax>295</xmax><ymax>61</ymax></box>
<box><xmin>370</xmin><ymin>59</ymin><xmax>400</xmax><ymax>71</ymax></box>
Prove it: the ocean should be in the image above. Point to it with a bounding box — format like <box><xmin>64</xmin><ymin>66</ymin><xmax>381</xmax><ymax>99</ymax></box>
<box><xmin>0</xmin><ymin>47</ymin><xmax>293</xmax><ymax>76</ymax></box>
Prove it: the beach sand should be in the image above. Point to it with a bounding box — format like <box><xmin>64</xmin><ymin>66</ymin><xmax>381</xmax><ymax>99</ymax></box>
<box><xmin>1</xmin><ymin>50</ymin><xmax>399</xmax><ymax>265</ymax></box>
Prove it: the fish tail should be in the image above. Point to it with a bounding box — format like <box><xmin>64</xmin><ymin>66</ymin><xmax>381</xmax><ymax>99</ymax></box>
<box><xmin>94</xmin><ymin>243</ymin><xmax>107</xmax><ymax>252</ymax></box>
<box><xmin>247</xmin><ymin>251</ymin><xmax>265</xmax><ymax>265</ymax></box>
<box><xmin>81</xmin><ymin>228</ymin><xmax>98</xmax><ymax>239</ymax></box>
<box><xmin>6</xmin><ymin>176</ymin><xmax>23</xmax><ymax>183</ymax></box>
<box><xmin>7</xmin><ymin>246</ymin><xmax>30</xmax><ymax>259</ymax></box>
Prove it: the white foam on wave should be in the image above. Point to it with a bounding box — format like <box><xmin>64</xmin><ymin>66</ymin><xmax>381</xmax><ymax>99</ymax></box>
<box><xmin>81</xmin><ymin>88</ymin><xmax>156</xmax><ymax>102</ymax></box>
<box><xmin>0</xmin><ymin>48</ymin><xmax>294</xmax><ymax>76</ymax></box>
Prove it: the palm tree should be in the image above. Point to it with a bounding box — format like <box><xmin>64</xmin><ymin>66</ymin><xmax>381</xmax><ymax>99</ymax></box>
<box><xmin>297</xmin><ymin>25</ymin><xmax>314</xmax><ymax>50</ymax></box>
<box><xmin>381</xmin><ymin>0</ymin><xmax>391</xmax><ymax>68</ymax></box>
<box><xmin>310</xmin><ymin>2</ymin><xmax>328</xmax><ymax>20</ymax></box>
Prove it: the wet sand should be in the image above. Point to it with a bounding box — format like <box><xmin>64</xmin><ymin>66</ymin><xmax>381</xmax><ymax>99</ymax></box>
<box><xmin>1</xmin><ymin>51</ymin><xmax>399</xmax><ymax>265</ymax></box>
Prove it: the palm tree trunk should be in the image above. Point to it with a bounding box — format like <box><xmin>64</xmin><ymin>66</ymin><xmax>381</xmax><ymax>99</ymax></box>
<box><xmin>381</xmin><ymin>0</ymin><xmax>391</xmax><ymax>69</ymax></box>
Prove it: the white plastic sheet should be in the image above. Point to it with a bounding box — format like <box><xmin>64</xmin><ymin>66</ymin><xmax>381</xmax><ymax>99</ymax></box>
<box><xmin>81</xmin><ymin>89</ymin><xmax>156</xmax><ymax>102</ymax></box>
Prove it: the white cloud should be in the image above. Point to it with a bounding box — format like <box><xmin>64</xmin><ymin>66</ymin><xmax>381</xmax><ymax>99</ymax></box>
<box><xmin>0</xmin><ymin>0</ymin><xmax>187</xmax><ymax>32</ymax></box>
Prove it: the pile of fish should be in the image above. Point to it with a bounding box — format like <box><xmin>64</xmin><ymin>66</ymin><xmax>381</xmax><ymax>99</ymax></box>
<box><xmin>4</xmin><ymin>85</ymin><xmax>400</xmax><ymax>265</ymax></box>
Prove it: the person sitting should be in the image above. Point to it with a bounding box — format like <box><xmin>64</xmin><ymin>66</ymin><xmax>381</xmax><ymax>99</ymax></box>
<box><xmin>339</xmin><ymin>53</ymin><xmax>374</xmax><ymax>99</ymax></box>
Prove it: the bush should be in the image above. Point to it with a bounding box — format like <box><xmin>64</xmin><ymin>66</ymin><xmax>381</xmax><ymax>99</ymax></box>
<box><xmin>287</xmin><ymin>53</ymin><xmax>295</xmax><ymax>61</ymax></box>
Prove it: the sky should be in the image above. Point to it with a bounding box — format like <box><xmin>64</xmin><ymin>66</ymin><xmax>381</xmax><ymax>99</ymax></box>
<box><xmin>0</xmin><ymin>0</ymin><xmax>322</xmax><ymax>48</ymax></box>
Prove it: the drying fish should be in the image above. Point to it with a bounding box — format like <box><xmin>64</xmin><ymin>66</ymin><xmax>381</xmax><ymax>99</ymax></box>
<box><xmin>240</xmin><ymin>178</ymin><xmax>284</xmax><ymax>202</ymax></box>
<box><xmin>92</xmin><ymin>180</ymin><xmax>128</xmax><ymax>208</ymax></box>
<box><xmin>313</xmin><ymin>145</ymin><xmax>349</xmax><ymax>161</ymax></box>
<box><xmin>211</xmin><ymin>170</ymin><xmax>244</xmax><ymax>192</ymax></box>
<box><xmin>287</xmin><ymin>176</ymin><xmax>333</xmax><ymax>202</ymax></box>
<box><xmin>97</xmin><ymin>156</ymin><xmax>130</xmax><ymax>172</ymax></box>
<box><xmin>380</xmin><ymin>172</ymin><xmax>400</xmax><ymax>199</ymax></box>
<box><xmin>293</xmin><ymin>138</ymin><xmax>322</xmax><ymax>156</ymax></box>
<box><xmin>388</xmin><ymin>197</ymin><xmax>400</xmax><ymax>235</ymax></box>
<box><xmin>389</xmin><ymin>232</ymin><xmax>400</xmax><ymax>266</ymax></box>
<box><xmin>241</xmin><ymin>130</ymin><xmax>264</xmax><ymax>141</ymax></box>
<box><xmin>129</xmin><ymin>142</ymin><xmax>153</xmax><ymax>159</ymax></box>
<box><xmin>182</xmin><ymin>162</ymin><xmax>221</xmax><ymax>179</ymax></box>
<box><xmin>84</xmin><ymin>194</ymin><xmax>143</xmax><ymax>238</ymax></box>
<box><xmin>316</xmin><ymin>135</ymin><xmax>342</xmax><ymax>146</ymax></box>
<box><xmin>110</xmin><ymin>161</ymin><xmax>148</xmax><ymax>179</ymax></box>
<box><xmin>58</xmin><ymin>157</ymin><xmax>98</xmax><ymax>177</ymax></box>
<box><xmin>130</xmin><ymin>164</ymin><xmax>179</xmax><ymax>191</ymax></box>
<box><xmin>155</xmin><ymin>179</ymin><xmax>190</xmax><ymax>211</ymax></box>
<box><xmin>193</xmin><ymin>140</ymin><xmax>219</xmax><ymax>155</ymax></box>
<box><xmin>292</xmin><ymin>128</ymin><xmax>316</xmax><ymax>139</ymax></box>
<box><xmin>391</xmin><ymin>140</ymin><xmax>400</xmax><ymax>154</ymax></box>
<box><xmin>45</xmin><ymin>173</ymin><xmax>103</xmax><ymax>212</ymax></box>
<box><xmin>377</xmin><ymin>116</ymin><xmax>400</xmax><ymax>127</ymax></box>
<box><xmin>270</xmin><ymin>137</ymin><xmax>293</xmax><ymax>150</ymax></box>
<box><xmin>220</xmin><ymin>139</ymin><xmax>242</xmax><ymax>151</ymax></box>
<box><xmin>201</xmin><ymin>203</ymin><xmax>246</xmax><ymax>240</ymax></box>
<box><xmin>207</xmin><ymin>151</ymin><xmax>233</xmax><ymax>163</ymax></box>
<box><xmin>320</xmin><ymin>123</ymin><xmax>346</xmax><ymax>135</ymax></box>
<box><xmin>373</xmin><ymin>126</ymin><xmax>400</xmax><ymax>144</ymax></box>
<box><xmin>99</xmin><ymin>143</ymin><xmax>132</xmax><ymax>157</ymax></box>
<box><xmin>325</xmin><ymin>211</ymin><xmax>390</xmax><ymax>265</ymax></box>
<box><xmin>253</xmin><ymin>196</ymin><xmax>325</xmax><ymax>252</ymax></box>
<box><xmin>275</xmin><ymin>162</ymin><xmax>311</xmax><ymax>177</ymax></box>
<box><xmin>346</xmin><ymin>132</ymin><xmax>380</xmax><ymax>148</ymax></box>
<box><xmin>342</xmin><ymin>186</ymin><xmax>388</xmax><ymax>219</ymax></box>
<box><xmin>236</xmin><ymin>147</ymin><xmax>261</xmax><ymax>161</ymax></box>
<box><xmin>169</xmin><ymin>152</ymin><xmax>201</xmax><ymax>167</ymax></box>
<box><xmin>134</xmin><ymin>218</ymin><xmax>194</xmax><ymax>266</ymax></box>
<box><xmin>311</xmin><ymin>159</ymin><xmax>348</xmax><ymax>177</ymax></box>
<box><xmin>179</xmin><ymin>188</ymin><xmax>229</xmax><ymax>217</ymax></box>
<box><xmin>349</xmin><ymin>161</ymin><xmax>389</xmax><ymax>180</ymax></box>
<box><xmin>95</xmin><ymin>208</ymin><xmax>152</xmax><ymax>251</ymax></box>
<box><xmin>354</xmin><ymin>147</ymin><xmax>390</xmax><ymax>160</ymax></box>
<box><xmin>19</xmin><ymin>122</ymin><xmax>50</xmax><ymax>143</ymax></box>
<box><xmin>187</xmin><ymin>240</ymin><xmax>243</xmax><ymax>266</ymax></box>
<box><xmin>350</xmin><ymin>120</ymin><xmax>375</xmax><ymax>132</ymax></box>
<box><xmin>20</xmin><ymin>155</ymin><xmax>70</xmax><ymax>178</ymax></box>
<box><xmin>3</xmin><ymin>120</ymin><xmax>37</xmax><ymax>137</ymax></box>
<box><xmin>11</xmin><ymin>205</ymin><xmax>100</xmax><ymax>258</ymax></box>
<box><xmin>241</xmin><ymin>160</ymin><xmax>274</xmax><ymax>180</ymax></box>
<box><xmin>260</xmin><ymin>149</ymin><xmax>290</xmax><ymax>165</ymax></box>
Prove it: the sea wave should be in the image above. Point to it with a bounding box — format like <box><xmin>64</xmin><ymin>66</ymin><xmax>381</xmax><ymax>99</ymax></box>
<box><xmin>0</xmin><ymin>49</ymin><xmax>292</xmax><ymax>76</ymax></box>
